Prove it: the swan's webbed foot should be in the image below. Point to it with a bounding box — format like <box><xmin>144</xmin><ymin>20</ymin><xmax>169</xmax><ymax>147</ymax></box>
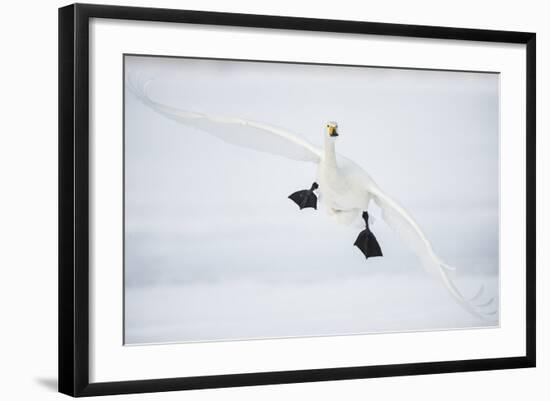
<box><xmin>288</xmin><ymin>182</ymin><xmax>318</xmax><ymax>210</ymax></box>
<box><xmin>354</xmin><ymin>211</ymin><xmax>383</xmax><ymax>260</ymax></box>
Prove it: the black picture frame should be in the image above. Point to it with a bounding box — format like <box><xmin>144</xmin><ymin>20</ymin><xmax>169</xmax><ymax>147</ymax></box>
<box><xmin>59</xmin><ymin>3</ymin><xmax>536</xmax><ymax>397</ymax></box>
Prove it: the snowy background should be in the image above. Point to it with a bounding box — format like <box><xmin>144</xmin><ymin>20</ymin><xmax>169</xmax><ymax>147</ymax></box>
<box><xmin>124</xmin><ymin>55</ymin><xmax>499</xmax><ymax>345</ymax></box>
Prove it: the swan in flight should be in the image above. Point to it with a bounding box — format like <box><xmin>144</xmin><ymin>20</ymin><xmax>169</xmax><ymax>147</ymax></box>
<box><xmin>126</xmin><ymin>75</ymin><xmax>496</xmax><ymax>321</ymax></box>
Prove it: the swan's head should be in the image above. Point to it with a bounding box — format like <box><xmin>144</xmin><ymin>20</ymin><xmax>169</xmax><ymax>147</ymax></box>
<box><xmin>326</xmin><ymin>121</ymin><xmax>339</xmax><ymax>138</ymax></box>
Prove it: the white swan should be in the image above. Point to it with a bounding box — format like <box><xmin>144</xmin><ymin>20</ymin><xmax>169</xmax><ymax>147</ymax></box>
<box><xmin>126</xmin><ymin>75</ymin><xmax>496</xmax><ymax>321</ymax></box>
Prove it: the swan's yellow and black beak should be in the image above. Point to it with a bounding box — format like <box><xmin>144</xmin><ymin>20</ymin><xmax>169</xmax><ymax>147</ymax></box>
<box><xmin>327</xmin><ymin>122</ymin><xmax>339</xmax><ymax>137</ymax></box>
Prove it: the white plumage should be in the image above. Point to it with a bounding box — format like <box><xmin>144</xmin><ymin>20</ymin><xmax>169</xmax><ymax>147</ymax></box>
<box><xmin>127</xmin><ymin>75</ymin><xmax>496</xmax><ymax>321</ymax></box>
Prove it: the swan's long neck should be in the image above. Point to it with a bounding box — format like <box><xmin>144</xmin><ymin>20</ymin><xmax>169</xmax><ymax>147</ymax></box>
<box><xmin>324</xmin><ymin>136</ymin><xmax>338</xmax><ymax>168</ymax></box>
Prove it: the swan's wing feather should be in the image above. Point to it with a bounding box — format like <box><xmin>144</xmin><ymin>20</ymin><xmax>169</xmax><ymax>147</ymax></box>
<box><xmin>126</xmin><ymin>77</ymin><xmax>322</xmax><ymax>162</ymax></box>
<box><xmin>369</xmin><ymin>185</ymin><xmax>495</xmax><ymax>320</ymax></box>
<box><xmin>369</xmin><ymin>186</ymin><xmax>444</xmax><ymax>276</ymax></box>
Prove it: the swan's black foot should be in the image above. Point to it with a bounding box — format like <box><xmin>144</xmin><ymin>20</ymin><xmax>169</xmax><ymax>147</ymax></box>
<box><xmin>288</xmin><ymin>182</ymin><xmax>319</xmax><ymax>210</ymax></box>
<box><xmin>354</xmin><ymin>211</ymin><xmax>383</xmax><ymax>260</ymax></box>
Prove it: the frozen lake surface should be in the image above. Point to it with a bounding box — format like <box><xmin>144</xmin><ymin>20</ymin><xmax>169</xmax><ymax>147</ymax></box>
<box><xmin>125</xmin><ymin>273</ymin><xmax>498</xmax><ymax>344</ymax></box>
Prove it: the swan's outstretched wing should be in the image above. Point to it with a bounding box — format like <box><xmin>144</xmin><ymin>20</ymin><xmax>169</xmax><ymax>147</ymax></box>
<box><xmin>369</xmin><ymin>185</ymin><xmax>495</xmax><ymax>320</ymax></box>
<box><xmin>126</xmin><ymin>76</ymin><xmax>322</xmax><ymax>163</ymax></box>
<box><xmin>369</xmin><ymin>186</ymin><xmax>449</xmax><ymax>276</ymax></box>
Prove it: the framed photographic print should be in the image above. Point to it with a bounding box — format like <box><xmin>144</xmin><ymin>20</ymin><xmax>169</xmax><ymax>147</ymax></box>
<box><xmin>58</xmin><ymin>3</ymin><xmax>536</xmax><ymax>397</ymax></box>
